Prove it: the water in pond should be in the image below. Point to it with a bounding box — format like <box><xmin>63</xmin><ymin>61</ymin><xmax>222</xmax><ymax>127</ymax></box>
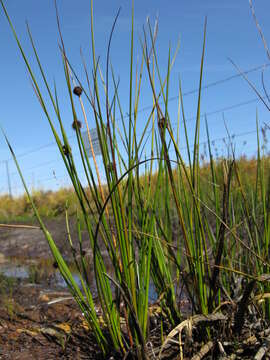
<box><xmin>0</xmin><ymin>259</ymin><xmax>85</xmax><ymax>288</ymax></box>
<box><xmin>0</xmin><ymin>258</ymin><xmax>157</xmax><ymax>301</ymax></box>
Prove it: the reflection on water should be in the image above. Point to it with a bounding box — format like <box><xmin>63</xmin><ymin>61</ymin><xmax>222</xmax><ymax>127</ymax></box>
<box><xmin>0</xmin><ymin>263</ymin><xmax>29</xmax><ymax>279</ymax></box>
<box><xmin>0</xmin><ymin>260</ymin><xmax>90</xmax><ymax>289</ymax></box>
<box><xmin>0</xmin><ymin>259</ymin><xmax>157</xmax><ymax>300</ymax></box>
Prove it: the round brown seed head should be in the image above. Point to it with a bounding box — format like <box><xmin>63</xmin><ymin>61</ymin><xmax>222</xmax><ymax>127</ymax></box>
<box><xmin>72</xmin><ymin>119</ymin><xmax>82</xmax><ymax>131</ymax></box>
<box><xmin>62</xmin><ymin>145</ymin><xmax>71</xmax><ymax>156</ymax></box>
<box><xmin>73</xmin><ymin>86</ymin><xmax>83</xmax><ymax>97</ymax></box>
<box><xmin>158</xmin><ymin>117</ymin><xmax>166</xmax><ymax>129</ymax></box>
<box><xmin>106</xmin><ymin>163</ymin><xmax>114</xmax><ymax>173</ymax></box>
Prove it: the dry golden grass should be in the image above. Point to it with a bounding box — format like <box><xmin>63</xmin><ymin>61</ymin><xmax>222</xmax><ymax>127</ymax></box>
<box><xmin>1</xmin><ymin>155</ymin><xmax>269</xmax><ymax>223</ymax></box>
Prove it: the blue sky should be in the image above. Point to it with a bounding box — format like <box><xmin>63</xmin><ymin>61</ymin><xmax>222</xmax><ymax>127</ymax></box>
<box><xmin>1</xmin><ymin>0</ymin><xmax>270</xmax><ymax>195</ymax></box>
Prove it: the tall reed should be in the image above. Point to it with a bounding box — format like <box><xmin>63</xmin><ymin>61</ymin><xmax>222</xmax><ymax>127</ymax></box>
<box><xmin>2</xmin><ymin>1</ymin><xmax>270</xmax><ymax>358</ymax></box>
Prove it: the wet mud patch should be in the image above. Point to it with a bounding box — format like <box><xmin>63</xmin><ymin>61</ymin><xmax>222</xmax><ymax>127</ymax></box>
<box><xmin>0</xmin><ymin>278</ymin><xmax>270</xmax><ymax>359</ymax></box>
<box><xmin>0</xmin><ymin>218</ymin><xmax>88</xmax><ymax>260</ymax></box>
<box><xmin>0</xmin><ymin>283</ymin><xmax>103</xmax><ymax>360</ymax></box>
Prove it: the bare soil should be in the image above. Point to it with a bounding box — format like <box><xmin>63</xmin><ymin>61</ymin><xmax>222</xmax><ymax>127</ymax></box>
<box><xmin>0</xmin><ymin>282</ymin><xmax>103</xmax><ymax>359</ymax></box>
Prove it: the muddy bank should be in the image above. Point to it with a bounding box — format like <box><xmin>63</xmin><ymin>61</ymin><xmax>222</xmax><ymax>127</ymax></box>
<box><xmin>1</xmin><ymin>279</ymin><xmax>270</xmax><ymax>359</ymax></box>
<box><xmin>0</xmin><ymin>218</ymin><xmax>107</xmax><ymax>358</ymax></box>
<box><xmin>0</xmin><ymin>217</ymin><xmax>114</xmax><ymax>296</ymax></box>
<box><xmin>0</xmin><ymin>282</ymin><xmax>102</xmax><ymax>360</ymax></box>
<box><xmin>0</xmin><ymin>218</ymin><xmax>92</xmax><ymax>260</ymax></box>
<box><xmin>1</xmin><ymin>219</ymin><xmax>270</xmax><ymax>359</ymax></box>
